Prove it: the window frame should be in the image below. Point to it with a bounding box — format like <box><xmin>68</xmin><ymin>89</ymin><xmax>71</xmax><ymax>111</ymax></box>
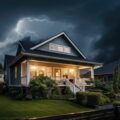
<box><xmin>49</xmin><ymin>43</ymin><xmax>71</xmax><ymax>54</ymax></box>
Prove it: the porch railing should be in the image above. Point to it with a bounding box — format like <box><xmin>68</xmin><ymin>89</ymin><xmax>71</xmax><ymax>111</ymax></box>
<box><xmin>21</xmin><ymin>76</ymin><xmax>27</xmax><ymax>86</ymax></box>
<box><xmin>56</xmin><ymin>79</ymin><xmax>83</xmax><ymax>93</ymax></box>
<box><xmin>80</xmin><ymin>78</ymin><xmax>94</xmax><ymax>86</ymax></box>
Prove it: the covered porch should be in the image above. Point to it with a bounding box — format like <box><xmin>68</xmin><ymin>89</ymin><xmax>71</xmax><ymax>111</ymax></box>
<box><xmin>21</xmin><ymin>59</ymin><xmax>95</xmax><ymax>92</ymax></box>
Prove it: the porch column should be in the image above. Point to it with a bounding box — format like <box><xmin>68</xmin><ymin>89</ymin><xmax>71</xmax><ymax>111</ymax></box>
<box><xmin>90</xmin><ymin>67</ymin><xmax>94</xmax><ymax>80</ymax></box>
<box><xmin>75</xmin><ymin>68</ymin><xmax>80</xmax><ymax>84</ymax></box>
<box><xmin>26</xmin><ymin>59</ymin><xmax>30</xmax><ymax>86</ymax></box>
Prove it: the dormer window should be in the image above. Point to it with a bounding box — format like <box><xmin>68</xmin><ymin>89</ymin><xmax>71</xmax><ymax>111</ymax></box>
<box><xmin>49</xmin><ymin>43</ymin><xmax>71</xmax><ymax>54</ymax></box>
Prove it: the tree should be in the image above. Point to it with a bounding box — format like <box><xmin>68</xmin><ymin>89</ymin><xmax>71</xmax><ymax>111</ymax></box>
<box><xmin>113</xmin><ymin>64</ymin><xmax>120</xmax><ymax>93</ymax></box>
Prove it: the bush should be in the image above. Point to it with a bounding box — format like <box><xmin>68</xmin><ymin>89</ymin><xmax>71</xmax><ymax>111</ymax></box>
<box><xmin>87</xmin><ymin>92</ymin><xmax>110</xmax><ymax>106</ymax></box>
<box><xmin>63</xmin><ymin>86</ymin><xmax>73</xmax><ymax>95</ymax></box>
<box><xmin>113</xmin><ymin>101</ymin><xmax>120</xmax><ymax>106</ymax></box>
<box><xmin>94</xmin><ymin>80</ymin><xmax>113</xmax><ymax>92</ymax></box>
<box><xmin>8</xmin><ymin>87</ymin><xmax>26</xmax><ymax>100</ymax></box>
<box><xmin>52</xmin><ymin>86</ymin><xmax>61</xmax><ymax>95</ymax></box>
<box><xmin>0</xmin><ymin>82</ymin><xmax>4</xmax><ymax>94</ymax></box>
<box><xmin>76</xmin><ymin>92</ymin><xmax>87</xmax><ymax>105</ymax></box>
<box><xmin>104</xmin><ymin>92</ymin><xmax>116</xmax><ymax>100</ymax></box>
<box><xmin>115</xmin><ymin>93</ymin><xmax>120</xmax><ymax>100</ymax></box>
<box><xmin>30</xmin><ymin>76</ymin><xmax>58</xmax><ymax>99</ymax></box>
<box><xmin>76</xmin><ymin>92</ymin><xmax>110</xmax><ymax>107</ymax></box>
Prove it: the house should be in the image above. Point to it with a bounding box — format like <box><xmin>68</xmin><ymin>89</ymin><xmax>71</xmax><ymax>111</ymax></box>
<box><xmin>4</xmin><ymin>32</ymin><xmax>101</xmax><ymax>93</ymax></box>
<box><xmin>0</xmin><ymin>64</ymin><xmax>4</xmax><ymax>82</ymax></box>
<box><xmin>93</xmin><ymin>59</ymin><xmax>120</xmax><ymax>82</ymax></box>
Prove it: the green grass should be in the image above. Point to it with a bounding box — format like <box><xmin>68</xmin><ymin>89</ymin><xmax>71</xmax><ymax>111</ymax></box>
<box><xmin>0</xmin><ymin>96</ymin><xmax>93</xmax><ymax>120</ymax></box>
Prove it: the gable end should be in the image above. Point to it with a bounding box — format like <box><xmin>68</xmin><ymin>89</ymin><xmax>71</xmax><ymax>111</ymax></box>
<box><xmin>30</xmin><ymin>32</ymin><xmax>86</xmax><ymax>59</ymax></box>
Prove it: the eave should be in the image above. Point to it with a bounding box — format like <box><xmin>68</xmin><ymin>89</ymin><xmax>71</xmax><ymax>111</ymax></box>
<box><xmin>9</xmin><ymin>52</ymin><xmax>102</xmax><ymax>67</ymax></box>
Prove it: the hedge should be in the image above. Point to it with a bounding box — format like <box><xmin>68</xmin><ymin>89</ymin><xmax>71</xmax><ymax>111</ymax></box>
<box><xmin>76</xmin><ymin>92</ymin><xmax>110</xmax><ymax>107</ymax></box>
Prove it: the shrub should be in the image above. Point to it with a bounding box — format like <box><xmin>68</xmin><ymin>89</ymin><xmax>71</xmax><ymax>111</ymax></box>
<box><xmin>30</xmin><ymin>76</ymin><xmax>58</xmax><ymax>99</ymax></box>
<box><xmin>104</xmin><ymin>92</ymin><xmax>116</xmax><ymax>100</ymax></box>
<box><xmin>63</xmin><ymin>86</ymin><xmax>73</xmax><ymax>95</ymax></box>
<box><xmin>113</xmin><ymin>101</ymin><xmax>120</xmax><ymax>106</ymax></box>
<box><xmin>8</xmin><ymin>87</ymin><xmax>26</xmax><ymax>100</ymax></box>
<box><xmin>87</xmin><ymin>92</ymin><xmax>110</xmax><ymax>106</ymax></box>
<box><xmin>115</xmin><ymin>93</ymin><xmax>120</xmax><ymax>100</ymax></box>
<box><xmin>94</xmin><ymin>80</ymin><xmax>113</xmax><ymax>92</ymax></box>
<box><xmin>76</xmin><ymin>92</ymin><xmax>110</xmax><ymax>107</ymax></box>
<box><xmin>0</xmin><ymin>82</ymin><xmax>4</xmax><ymax>94</ymax></box>
<box><xmin>76</xmin><ymin>92</ymin><xmax>87</xmax><ymax>105</ymax></box>
<box><xmin>52</xmin><ymin>86</ymin><xmax>61</xmax><ymax>95</ymax></box>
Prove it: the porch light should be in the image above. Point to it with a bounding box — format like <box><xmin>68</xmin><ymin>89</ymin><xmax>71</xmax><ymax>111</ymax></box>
<box><xmin>30</xmin><ymin>65</ymin><xmax>37</xmax><ymax>70</ymax></box>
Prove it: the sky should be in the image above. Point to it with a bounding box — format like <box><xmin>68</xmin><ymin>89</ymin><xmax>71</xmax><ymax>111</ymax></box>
<box><xmin>0</xmin><ymin>0</ymin><xmax>120</xmax><ymax>64</ymax></box>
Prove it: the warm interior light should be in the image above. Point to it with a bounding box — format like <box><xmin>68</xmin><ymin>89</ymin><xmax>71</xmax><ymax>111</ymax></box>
<box><xmin>69</xmin><ymin>69</ymin><xmax>74</xmax><ymax>73</ymax></box>
<box><xmin>41</xmin><ymin>67</ymin><xmax>45</xmax><ymax>71</ymax></box>
<box><xmin>30</xmin><ymin>65</ymin><xmax>37</xmax><ymax>70</ymax></box>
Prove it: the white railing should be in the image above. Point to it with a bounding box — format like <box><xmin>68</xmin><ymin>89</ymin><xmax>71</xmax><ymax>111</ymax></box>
<box><xmin>21</xmin><ymin>76</ymin><xmax>27</xmax><ymax>86</ymax></box>
<box><xmin>80</xmin><ymin>78</ymin><xmax>94</xmax><ymax>86</ymax></box>
<box><xmin>56</xmin><ymin>79</ymin><xmax>83</xmax><ymax>93</ymax></box>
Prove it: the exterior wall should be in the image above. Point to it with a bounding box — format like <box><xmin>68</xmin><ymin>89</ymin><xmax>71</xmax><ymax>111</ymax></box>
<box><xmin>0</xmin><ymin>73</ymin><xmax>4</xmax><ymax>82</ymax></box>
<box><xmin>10</xmin><ymin>63</ymin><xmax>21</xmax><ymax>85</ymax></box>
<box><xmin>4</xmin><ymin>65</ymin><xmax>10</xmax><ymax>85</ymax></box>
<box><xmin>37</xmin><ymin>36</ymin><xmax>82</xmax><ymax>57</ymax></box>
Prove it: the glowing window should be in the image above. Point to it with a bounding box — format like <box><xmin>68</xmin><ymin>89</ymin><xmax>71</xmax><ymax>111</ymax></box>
<box><xmin>49</xmin><ymin>43</ymin><xmax>71</xmax><ymax>54</ymax></box>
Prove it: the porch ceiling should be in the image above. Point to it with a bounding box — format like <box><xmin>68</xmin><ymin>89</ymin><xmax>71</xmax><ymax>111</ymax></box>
<box><xmin>29</xmin><ymin>59</ymin><xmax>93</xmax><ymax>69</ymax></box>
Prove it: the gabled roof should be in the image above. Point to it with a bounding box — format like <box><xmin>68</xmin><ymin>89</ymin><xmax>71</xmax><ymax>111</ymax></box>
<box><xmin>9</xmin><ymin>32</ymin><xmax>102</xmax><ymax>67</ymax></box>
<box><xmin>30</xmin><ymin>32</ymin><xmax>86</xmax><ymax>59</ymax></box>
<box><xmin>19</xmin><ymin>37</ymin><xmax>41</xmax><ymax>51</ymax></box>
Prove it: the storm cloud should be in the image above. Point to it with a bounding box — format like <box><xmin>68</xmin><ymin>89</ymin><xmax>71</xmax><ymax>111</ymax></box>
<box><xmin>0</xmin><ymin>0</ymin><xmax>120</xmax><ymax>64</ymax></box>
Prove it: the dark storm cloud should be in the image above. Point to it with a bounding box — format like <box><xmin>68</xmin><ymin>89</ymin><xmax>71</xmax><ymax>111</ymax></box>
<box><xmin>0</xmin><ymin>0</ymin><xmax>120</xmax><ymax>64</ymax></box>
<box><xmin>93</xmin><ymin>5</ymin><xmax>120</xmax><ymax>63</ymax></box>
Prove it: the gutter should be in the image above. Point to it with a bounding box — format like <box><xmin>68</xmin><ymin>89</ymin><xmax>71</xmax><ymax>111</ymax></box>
<box><xmin>9</xmin><ymin>51</ymin><xmax>103</xmax><ymax>67</ymax></box>
<box><xmin>22</xmin><ymin>52</ymin><xmax>102</xmax><ymax>66</ymax></box>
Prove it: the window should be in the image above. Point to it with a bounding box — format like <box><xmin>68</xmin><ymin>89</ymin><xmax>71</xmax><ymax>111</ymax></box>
<box><xmin>58</xmin><ymin>45</ymin><xmax>63</xmax><ymax>52</ymax></box>
<box><xmin>49</xmin><ymin>43</ymin><xmax>71</xmax><ymax>54</ymax></box>
<box><xmin>64</xmin><ymin>46</ymin><xmax>70</xmax><ymax>53</ymax></box>
<box><xmin>49</xmin><ymin>43</ymin><xmax>57</xmax><ymax>51</ymax></box>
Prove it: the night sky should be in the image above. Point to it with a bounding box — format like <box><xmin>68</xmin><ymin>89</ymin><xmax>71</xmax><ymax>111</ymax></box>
<box><xmin>0</xmin><ymin>0</ymin><xmax>120</xmax><ymax>64</ymax></box>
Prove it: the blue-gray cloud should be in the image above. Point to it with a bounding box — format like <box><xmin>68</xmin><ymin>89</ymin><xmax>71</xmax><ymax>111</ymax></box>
<box><xmin>0</xmin><ymin>0</ymin><xmax>120</xmax><ymax>64</ymax></box>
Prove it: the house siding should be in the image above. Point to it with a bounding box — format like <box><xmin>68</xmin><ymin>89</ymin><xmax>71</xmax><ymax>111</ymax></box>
<box><xmin>10</xmin><ymin>64</ymin><xmax>21</xmax><ymax>85</ymax></box>
<box><xmin>37</xmin><ymin>36</ymin><xmax>82</xmax><ymax>57</ymax></box>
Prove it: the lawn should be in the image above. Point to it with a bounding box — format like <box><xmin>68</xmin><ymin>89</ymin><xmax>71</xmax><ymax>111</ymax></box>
<box><xmin>0</xmin><ymin>96</ymin><xmax>93</xmax><ymax>120</ymax></box>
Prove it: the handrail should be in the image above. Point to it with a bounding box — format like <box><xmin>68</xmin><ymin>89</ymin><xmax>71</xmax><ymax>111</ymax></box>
<box><xmin>65</xmin><ymin>79</ymin><xmax>83</xmax><ymax>92</ymax></box>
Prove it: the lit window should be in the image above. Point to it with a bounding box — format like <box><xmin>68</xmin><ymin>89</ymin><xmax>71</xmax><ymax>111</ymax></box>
<box><xmin>49</xmin><ymin>43</ymin><xmax>71</xmax><ymax>54</ymax></box>
<box><xmin>64</xmin><ymin>47</ymin><xmax>71</xmax><ymax>53</ymax></box>
<box><xmin>49</xmin><ymin>43</ymin><xmax>57</xmax><ymax>51</ymax></box>
<box><xmin>58</xmin><ymin>45</ymin><xmax>63</xmax><ymax>52</ymax></box>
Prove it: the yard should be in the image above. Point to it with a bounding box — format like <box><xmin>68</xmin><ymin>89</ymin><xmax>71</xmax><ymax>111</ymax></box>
<box><xmin>0</xmin><ymin>95</ymin><xmax>93</xmax><ymax>120</ymax></box>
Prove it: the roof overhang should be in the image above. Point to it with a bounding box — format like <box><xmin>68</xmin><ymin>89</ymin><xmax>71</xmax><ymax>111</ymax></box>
<box><xmin>9</xmin><ymin>51</ymin><xmax>102</xmax><ymax>67</ymax></box>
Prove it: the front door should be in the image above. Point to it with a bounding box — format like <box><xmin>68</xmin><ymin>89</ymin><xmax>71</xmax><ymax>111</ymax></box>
<box><xmin>54</xmin><ymin>68</ymin><xmax>61</xmax><ymax>80</ymax></box>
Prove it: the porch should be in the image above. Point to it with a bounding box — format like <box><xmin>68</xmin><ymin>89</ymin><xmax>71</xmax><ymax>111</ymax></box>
<box><xmin>21</xmin><ymin>59</ymin><xmax>94</xmax><ymax>93</ymax></box>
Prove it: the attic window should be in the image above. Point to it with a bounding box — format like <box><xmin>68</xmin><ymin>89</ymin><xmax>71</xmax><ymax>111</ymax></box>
<box><xmin>49</xmin><ymin>43</ymin><xmax>71</xmax><ymax>54</ymax></box>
